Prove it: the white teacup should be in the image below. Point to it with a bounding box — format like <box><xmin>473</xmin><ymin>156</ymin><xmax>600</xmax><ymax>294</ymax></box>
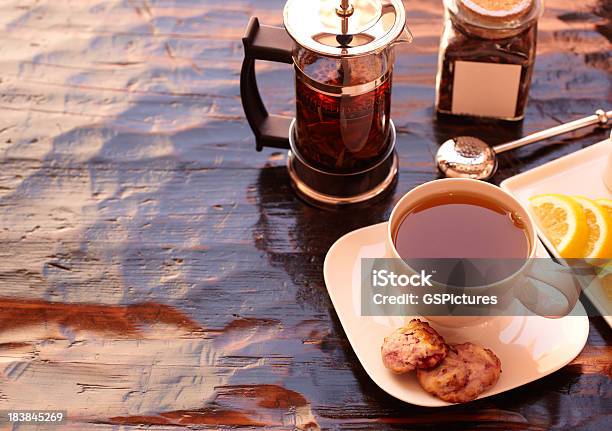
<box><xmin>384</xmin><ymin>178</ymin><xmax>581</xmax><ymax>327</ymax></box>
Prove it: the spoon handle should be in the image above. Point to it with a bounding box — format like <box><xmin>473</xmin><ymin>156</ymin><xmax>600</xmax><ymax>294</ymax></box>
<box><xmin>493</xmin><ymin>109</ymin><xmax>612</xmax><ymax>154</ymax></box>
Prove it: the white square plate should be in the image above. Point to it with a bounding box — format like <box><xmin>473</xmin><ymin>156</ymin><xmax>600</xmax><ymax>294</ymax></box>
<box><xmin>501</xmin><ymin>139</ymin><xmax>611</xmax><ymax>327</ymax></box>
<box><xmin>323</xmin><ymin>222</ymin><xmax>589</xmax><ymax>407</ymax></box>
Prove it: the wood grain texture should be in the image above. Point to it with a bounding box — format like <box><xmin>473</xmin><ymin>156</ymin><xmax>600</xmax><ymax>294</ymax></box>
<box><xmin>0</xmin><ymin>0</ymin><xmax>610</xmax><ymax>429</ymax></box>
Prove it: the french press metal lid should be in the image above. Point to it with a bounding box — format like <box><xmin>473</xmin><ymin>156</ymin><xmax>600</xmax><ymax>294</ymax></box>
<box><xmin>283</xmin><ymin>0</ymin><xmax>409</xmax><ymax>57</ymax></box>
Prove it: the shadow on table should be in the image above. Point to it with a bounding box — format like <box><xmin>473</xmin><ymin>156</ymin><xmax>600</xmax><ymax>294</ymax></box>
<box><xmin>252</xmin><ymin>162</ymin><xmax>397</xmax><ymax>309</ymax></box>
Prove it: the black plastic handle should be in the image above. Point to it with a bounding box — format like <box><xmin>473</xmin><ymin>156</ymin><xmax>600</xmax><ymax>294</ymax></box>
<box><xmin>241</xmin><ymin>17</ymin><xmax>294</xmax><ymax>151</ymax></box>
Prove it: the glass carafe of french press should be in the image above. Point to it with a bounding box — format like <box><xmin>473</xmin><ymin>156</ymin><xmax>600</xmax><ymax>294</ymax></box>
<box><xmin>241</xmin><ymin>0</ymin><xmax>411</xmax><ymax>207</ymax></box>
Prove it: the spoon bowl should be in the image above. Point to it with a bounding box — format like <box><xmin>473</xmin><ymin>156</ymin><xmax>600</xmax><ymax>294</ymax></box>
<box><xmin>436</xmin><ymin>136</ymin><xmax>497</xmax><ymax>180</ymax></box>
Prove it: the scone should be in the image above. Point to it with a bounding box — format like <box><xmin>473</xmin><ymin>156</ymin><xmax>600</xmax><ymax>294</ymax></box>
<box><xmin>381</xmin><ymin>319</ymin><xmax>448</xmax><ymax>374</ymax></box>
<box><xmin>417</xmin><ymin>342</ymin><xmax>502</xmax><ymax>403</ymax></box>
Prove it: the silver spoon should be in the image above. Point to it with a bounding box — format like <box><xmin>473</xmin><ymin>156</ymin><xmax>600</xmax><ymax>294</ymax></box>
<box><xmin>436</xmin><ymin>109</ymin><xmax>612</xmax><ymax>180</ymax></box>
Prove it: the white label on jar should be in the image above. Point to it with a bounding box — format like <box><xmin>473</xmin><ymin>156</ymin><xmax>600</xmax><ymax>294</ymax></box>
<box><xmin>452</xmin><ymin>61</ymin><xmax>522</xmax><ymax>119</ymax></box>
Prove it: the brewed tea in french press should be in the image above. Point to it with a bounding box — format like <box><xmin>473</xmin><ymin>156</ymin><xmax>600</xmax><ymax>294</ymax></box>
<box><xmin>241</xmin><ymin>0</ymin><xmax>412</xmax><ymax>207</ymax></box>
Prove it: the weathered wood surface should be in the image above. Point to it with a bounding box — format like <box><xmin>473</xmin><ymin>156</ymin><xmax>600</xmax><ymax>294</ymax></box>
<box><xmin>0</xmin><ymin>0</ymin><xmax>610</xmax><ymax>429</ymax></box>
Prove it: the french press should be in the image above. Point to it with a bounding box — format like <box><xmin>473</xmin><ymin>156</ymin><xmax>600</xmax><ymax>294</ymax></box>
<box><xmin>241</xmin><ymin>0</ymin><xmax>412</xmax><ymax>207</ymax></box>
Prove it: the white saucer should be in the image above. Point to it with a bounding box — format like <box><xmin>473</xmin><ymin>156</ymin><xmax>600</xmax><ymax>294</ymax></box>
<box><xmin>323</xmin><ymin>222</ymin><xmax>589</xmax><ymax>407</ymax></box>
<box><xmin>501</xmin><ymin>139</ymin><xmax>612</xmax><ymax>328</ymax></box>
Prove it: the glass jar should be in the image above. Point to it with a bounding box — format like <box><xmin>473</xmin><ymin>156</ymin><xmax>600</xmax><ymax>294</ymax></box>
<box><xmin>435</xmin><ymin>0</ymin><xmax>543</xmax><ymax>121</ymax></box>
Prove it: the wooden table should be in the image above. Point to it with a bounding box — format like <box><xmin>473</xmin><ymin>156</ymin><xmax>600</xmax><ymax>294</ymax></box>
<box><xmin>0</xmin><ymin>0</ymin><xmax>610</xmax><ymax>429</ymax></box>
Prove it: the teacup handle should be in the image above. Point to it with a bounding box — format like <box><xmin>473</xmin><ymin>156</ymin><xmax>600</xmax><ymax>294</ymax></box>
<box><xmin>241</xmin><ymin>17</ymin><xmax>294</xmax><ymax>151</ymax></box>
<box><xmin>517</xmin><ymin>259</ymin><xmax>584</xmax><ymax>317</ymax></box>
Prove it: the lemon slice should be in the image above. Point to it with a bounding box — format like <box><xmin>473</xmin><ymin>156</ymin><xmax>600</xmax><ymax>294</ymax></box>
<box><xmin>570</xmin><ymin>196</ymin><xmax>612</xmax><ymax>259</ymax></box>
<box><xmin>529</xmin><ymin>194</ymin><xmax>588</xmax><ymax>258</ymax></box>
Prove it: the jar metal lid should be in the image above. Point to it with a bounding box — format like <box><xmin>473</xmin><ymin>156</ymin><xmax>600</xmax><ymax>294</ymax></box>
<box><xmin>460</xmin><ymin>0</ymin><xmax>533</xmax><ymax>21</ymax></box>
<box><xmin>283</xmin><ymin>0</ymin><xmax>411</xmax><ymax>57</ymax></box>
<box><xmin>444</xmin><ymin>0</ymin><xmax>543</xmax><ymax>31</ymax></box>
